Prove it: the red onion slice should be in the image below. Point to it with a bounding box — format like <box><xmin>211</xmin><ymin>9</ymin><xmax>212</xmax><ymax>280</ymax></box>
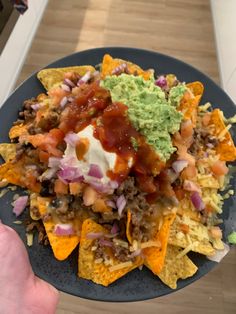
<box><xmin>61</xmin><ymin>84</ymin><xmax>71</xmax><ymax>92</ymax></box>
<box><xmin>106</xmin><ymin>200</ymin><xmax>117</xmax><ymax>209</ymax></box>
<box><xmin>99</xmin><ymin>238</ymin><xmax>113</xmax><ymax>247</ymax></box>
<box><xmin>64</xmin><ymin>78</ymin><xmax>75</xmax><ymax>87</ymax></box>
<box><xmin>88</xmin><ymin>164</ymin><xmax>103</xmax><ymax>179</ymax></box>
<box><xmin>183</xmin><ymin>180</ymin><xmax>201</xmax><ymax>193</ymax></box>
<box><xmin>111</xmin><ymin>63</ymin><xmax>127</xmax><ymax>75</ymax></box>
<box><xmin>111</xmin><ymin>222</ymin><xmax>119</xmax><ymax>234</ymax></box>
<box><xmin>172</xmin><ymin>160</ymin><xmax>188</xmax><ymax>173</ymax></box>
<box><xmin>12</xmin><ymin>196</ymin><xmax>28</xmax><ymax>216</ymax></box>
<box><xmin>77</xmin><ymin>71</ymin><xmax>91</xmax><ymax>86</ymax></box>
<box><xmin>64</xmin><ymin>132</ymin><xmax>79</xmax><ymax>147</ymax></box>
<box><xmin>116</xmin><ymin>195</ymin><xmax>127</xmax><ymax>217</ymax></box>
<box><xmin>31</xmin><ymin>103</ymin><xmax>42</xmax><ymax>111</ymax></box>
<box><xmin>60</xmin><ymin>96</ymin><xmax>68</xmax><ymax>108</ymax></box>
<box><xmin>48</xmin><ymin>157</ymin><xmax>61</xmax><ymax>168</ymax></box>
<box><xmin>155</xmin><ymin>75</ymin><xmax>167</xmax><ymax>88</ymax></box>
<box><xmin>86</xmin><ymin>232</ymin><xmax>104</xmax><ymax>239</ymax></box>
<box><xmin>130</xmin><ymin>249</ymin><xmax>142</xmax><ymax>258</ymax></box>
<box><xmin>191</xmin><ymin>191</ymin><xmax>205</xmax><ymax>211</ymax></box>
<box><xmin>207</xmin><ymin>243</ymin><xmax>230</xmax><ymax>262</ymax></box>
<box><xmin>58</xmin><ymin>167</ymin><xmax>83</xmax><ymax>183</ymax></box>
<box><xmin>54</xmin><ymin>224</ymin><xmax>74</xmax><ymax>236</ymax></box>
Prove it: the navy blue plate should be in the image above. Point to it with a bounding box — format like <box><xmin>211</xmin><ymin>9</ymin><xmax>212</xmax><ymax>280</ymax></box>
<box><xmin>0</xmin><ymin>47</ymin><xmax>235</xmax><ymax>302</ymax></box>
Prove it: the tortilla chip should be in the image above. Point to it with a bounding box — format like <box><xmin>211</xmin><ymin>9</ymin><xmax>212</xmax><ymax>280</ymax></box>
<box><xmin>37</xmin><ymin>197</ymin><xmax>80</xmax><ymax>261</ymax></box>
<box><xmin>157</xmin><ymin>245</ymin><xmax>198</xmax><ymax>289</ymax></box>
<box><xmin>0</xmin><ymin>143</ymin><xmax>16</xmax><ymax>162</ymax></box>
<box><xmin>178</xmin><ymin>82</ymin><xmax>203</xmax><ymax>126</ymax></box>
<box><xmin>37</xmin><ymin>65</ymin><xmax>95</xmax><ymax>91</ymax></box>
<box><xmin>210</xmin><ymin>109</ymin><xmax>236</xmax><ymax>161</ymax></box>
<box><xmin>177</xmin><ymin>198</ymin><xmax>201</xmax><ymax>222</ymax></box>
<box><xmin>168</xmin><ymin>215</ymin><xmax>215</xmax><ymax>256</ymax></box>
<box><xmin>9</xmin><ymin>124</ymin><xmax>29</xmax><ymax>139</ymax></box>
<box><xmin>0</xmin><ymin>158</ymin><xmax>40</xmax><ymax>192</ymax></box>
<box><xmin>144</xmin><ymin>213</ymin><xmax>176</xmax><ymax>275</ymax></box>
<box><xmin>78</xmin><ymin>219</ymin><xmax>142</xmax><ymax>286</ymax></box>
<box><xmin>101</xmin><ymin>54</ymin><xmax>153</xmax><ymax>80</ymax></box>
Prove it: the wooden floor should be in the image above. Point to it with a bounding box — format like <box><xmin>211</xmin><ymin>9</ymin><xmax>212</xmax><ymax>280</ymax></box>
<box><xmin>17</xmin><ymin>0</ymin><xmax>236</xmax><ymax>313</ymax></box>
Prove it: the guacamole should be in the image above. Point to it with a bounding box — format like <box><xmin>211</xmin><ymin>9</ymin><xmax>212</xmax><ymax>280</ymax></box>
<box><xmin>101</xmin><ymin>74</ymin><xmax>184</xmax><ymax>161</ymax></box>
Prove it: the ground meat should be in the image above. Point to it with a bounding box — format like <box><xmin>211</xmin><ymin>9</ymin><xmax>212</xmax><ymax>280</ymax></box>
<box><xmin>111</xmin><ymin>244</ymin><xmax>131</xmax><ymax>262</ymax></box>
<box><xmin>25</xmin><ymin>220</ymin><xmax>49</xmax><ymax>245</ymax></box>
<box><xmin>40</xmin><ymin>180</ymin><xmax>55</xmax><ymax>197</ymax></box>
<box><xmin>115</xmin><ymin>177</ymin><xmax>156</xmax><ymax>242</ymax></box>
<box><xmin>36</xmin><ymin>110</ymin><xmax>60</xmax><ymax>131</ymax></box>
<box><xmin>18</xmin><ymin>98</ymin><xmax>37</xmax><ymax>122</ymax></box>
<box><xmin>31</xmin><ymin>206</ymin><xmax>41</xmax><ymax>219</ymax></box>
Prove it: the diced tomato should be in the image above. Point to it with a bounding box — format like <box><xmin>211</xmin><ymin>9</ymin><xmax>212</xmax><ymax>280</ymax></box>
<box><xmin>69</xmin><ymin>182</ymin><xmax>84</xmax><ymax>195</ymax></box>
<box><xmin>211</xmin><ymin>160</ymin><xmax>229</xmax><ymax>176</ymax></box>
<box><xmin>136</xmin><ymin>175</ymin><xmax>157</xmax><ymax>194</ymax></box>
<box><xmin>83</xmin><ymin>186</ymin><xmax>98</xmax><ymax>206</ymax></box>
<box><xmin>202</xmin><ymin>112</ymin><xmax>211</xmax><ymax>126</ymax></box>
<box><xmin>174</xmin><ymin>187</ymin><xmax>185</xmax><ymax>201</ymax></box>
<box><xmin>54</xmin><ymin>179</ymin><xmax>68</xmax><ymax>194</ymax></box>
<box><xmin>48</xmin><ymin>87</ymin><xmax>68</xmax><ymax>105</ymax></box>
<box><xmin>75</xmin><ymin>138</ymin><xmax>89</xmax><ymax>160</ymax></box>
<box><xmin>180</xmin><ymin>223</ymin><xmax>190</xmax><ymax>234</ymax></box>
<box><xmin>181</xmin><ymin>120</ymin><xmax>193</xmax><ymax>139</ymax></box>
<box><xmin>181</xmin><ymin>165</ymin><xmax>197</xmax><ymax>180</ymax></box>
<box><xmin>39</xmin><ymin>150</ymin><xmax>50</xmax><ymax>163</ymax></box>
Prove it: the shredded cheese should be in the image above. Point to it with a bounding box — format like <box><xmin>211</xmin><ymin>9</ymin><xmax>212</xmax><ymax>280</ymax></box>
<box><xmin>109</xmin><ymin>261</ymin><xmax>133</xmax><ymax>272</ymax></box>
<box><xmin>140</xmin><ymin>241</ymin><xmax>161</xmax><ymax>249</ymax></box>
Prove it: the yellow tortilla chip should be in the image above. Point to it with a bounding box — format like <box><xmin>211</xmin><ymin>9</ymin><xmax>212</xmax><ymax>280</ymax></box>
<box><xmin>0</xmin><ymin>143</ymin><xmax>16</xmax><ymax>162</ymax></box>
<box><xmin>78</xmin><ymin>219</ymin><xmax>142</xmax><ymax>286</ymax></box>
<box><xmin>37</xmin><ymin>65</ymin><xmax>95</xmax><ymax>91</ymax></box>
<box><xmin>0</xmin><ymin>158</ymin><xmax>40</xmax><ymax>192</ymax></box>
<box><xmin>186</xmin><ymin>81</ymin><xmax>204</xmax><ymax>99</ymax></box>
<box><xmin>37</xmin><ymin>197</ymin><xmax>80</xmax><ymax>261</ymax></box>
<box><xmin>9</xmin><ymin>124</ymin><xmax>29</xmax><ymax>139</ymax></box>
<box><xmin>101</xmin><ymin>54</ymin><xmax>153</xmax><ymax>80</ymax></box>
<box><xmin>168</xmin><ymin>215</ymin><xmax>215</xmax><ymax>256</ymax></box>
<box><xmin>144</xmin><ymin>213</ymin><xmax>176</xmax><ymax>275</ymax></box>
<box><xmin>210</xmin><ymin>109</ymin><xmax>236</xmax><ymax>161</ymax></box>
<box><xmin>157</xmin><ymin>245</ymin><xmax>198</xmax><ymax>289</ymax></box>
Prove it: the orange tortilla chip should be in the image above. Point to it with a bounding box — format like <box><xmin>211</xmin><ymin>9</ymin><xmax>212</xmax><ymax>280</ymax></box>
<box><xmin>37</xmin><ymin>197</ymin><xmax>80</xmax><ymax>261</ymax></box>
<box><xmin>0</xmin><ymin>158</ymin><xmax>40</xmax><ymax>192</ymax></box>
<box><xmin>78</xmin><ymin>219</ymin><xmax>142</xmax><ymax>286</ymax></box>
<box><xmin>178</xmin><ymin>82</ymin><xmax>203</xmax><ymax>126</ymax></box>
<box><xmin>9</xmin><ymin>124</ymin><xmax>29</xmax><ymax>139</ymax></box>
<box><xmin>210</xmin><ymin>109</ymin><xmax>236</xmax><ymax>161</ymax></box>
<box><xmin>101</xmin><ymin>54</ymin><xmax>153</xmax><ymax>80</ymax></box>
<box><xmin>144</xmin><ymin>213</ymin><xmax>176</xmax><ymax>275</ymax></box>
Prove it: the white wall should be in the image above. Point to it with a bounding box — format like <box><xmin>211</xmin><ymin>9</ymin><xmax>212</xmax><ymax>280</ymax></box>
<box><xmin>0</xmin><ymin>0</ymin><xmax>48</xmax><ymax>107</ymax></box>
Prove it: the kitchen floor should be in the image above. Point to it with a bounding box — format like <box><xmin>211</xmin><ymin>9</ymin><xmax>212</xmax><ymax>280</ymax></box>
<box><xmin>17</xmin><ymin>1</ymin><xmax>236</xmax><ymax>313</ymax></box>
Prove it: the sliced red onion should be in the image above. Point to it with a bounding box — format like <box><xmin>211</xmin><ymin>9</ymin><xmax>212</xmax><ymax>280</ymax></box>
<box><xmin>39</xmin><ymin>168</ymin><xmax>57</xmax><ymax>181</ymax></box>
<box><xmin>64</xmin><ymin>78</ymin><xmax>75</xmax><ymax>87</ymax></box>
<box><xmin>12</xmin><ymin>195</ymin><xmax>28</xmax><ymax>216</ymax></box>
<box><xmin>166</xmin><ymin>168</ymin><xmax>179</xmax><ymax>183</ymax></box>
<box><xmin>77</xmin><ymin>71</ymin><xmax>91</xmax><ymax>86</ymax></box>
<box><xmin>86</xmin><ymin>232</ymin><xmax>104</xmax><ymax>239</ymax></box>
<box><xmin>31</xmin><ymin>103</ymin><xmax>42</xmax><ymax>111</ymax></box>
<box><xmin>183</xmin><ymin>180</ymin><xmax>201</xmax><ymax>193</ymax></box>
<box><xmin>68</xmin><ymin>96</ymin><xmax>75</xmax><ymax>102</ymax></box>
<box><xmin>116</xmin><ymin>195</ymin><xmax>127</xmax><ymax>217</ymax></box>
<box><xmin>130</xmin><ymin>249</ymin><xmax>142</xmax><ymax>258</ymax></box>
<box><xmin>106</xmin><ymin>200</ymin><xmax>117</xmax><ymax>209</ymax></box>
<box><xmin>54</xmin><ymin>223</ymin><xmax>74</xmax><ymax>236</ymax></box>
<box><xmin>61</xmin><ymin>84</ymin><xmax>71</xmax><ymax>92</ymax></box>
<box><xmin>111</xmin><ymin>222</ymin><xmax>119</xmax><ymax>234</ymax></box>
<box><xmin>92</xmin><ymin>70</ymin><xmax>100</xmax><ymax>77</ymax></box>
<box><xmin>111</xmin><ymin>63</ymin><xmax>127</xmax><ymax>75</ymax></box>
<box><xmin>60</xmin><ymin>96</ymin><xmax>68</xmax><ymax>108</ymax></box>
<box><xmin>88</xmin><ymin>164</ymin><xmax>103</xmax><ymax>179</ymax></box>
<box><xmin>57</xmin><ymin>167</ymin><xmax>83</xmax><ymax>183</ymax></box>
<box><xmin>155</xmin><ymin>75</ymin><xmax>167</xmax><ymax>88</ymax></box>
<box><xmin>207</xmin><ymin>243</ymin><xmax>230</xmax><ymax>263</ymax></box>
<box><xmin>109</xmin><ymin>180</ymin><xmax>119</xmax><ymax>189</ymax></box>
<box><xmin>172</xmin><ymin>160</ymin><xmax>188</xmax><ymax>173</ymax></box>
<box><xmin>48</xmin><ymin>157</ymin><xmax>61</xmax><ymax>168</ymax></box>
<box><xmin>60</xmin><ymin>156</ymin><xmax>77</xmax><ymax>169</ymax></box>
<box><xmin>191</xmin><ymin>191</ymin><xmax>205</xmax><ymax>211</ymax></box>
<box><xmin>64</xmin><ymin>132</ymin><xmax>79</xmax><ymax>147</ymax></box>
<box><xmin>99</xmin><ymin>238</ymin><xmax>113</xmax><ymax>247</ymax></box>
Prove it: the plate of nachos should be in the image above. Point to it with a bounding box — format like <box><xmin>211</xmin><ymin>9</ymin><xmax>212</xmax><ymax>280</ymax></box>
<box><xmin>0</xmin><ymin>47</ymin><xmax>235</xmax><ymax>301</ymax></box>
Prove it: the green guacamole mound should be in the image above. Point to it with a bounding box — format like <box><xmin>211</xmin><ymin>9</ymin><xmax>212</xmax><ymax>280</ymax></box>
<box><xmin>101</xmin><ymin>74</ymin><xmax>185</xmax><ymax>161</ymax></box>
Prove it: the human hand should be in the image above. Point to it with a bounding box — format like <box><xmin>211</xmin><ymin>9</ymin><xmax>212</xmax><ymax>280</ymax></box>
<box><xmin>0</xmin><ymin>221</ymin><xmax>59</xmax><ymax>314</ymax></box>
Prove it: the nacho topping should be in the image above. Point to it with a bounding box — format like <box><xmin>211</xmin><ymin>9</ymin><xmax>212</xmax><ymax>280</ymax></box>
<box><xmin>0</xmin><ymin>54</ymin><xmax>235</xmax><ymax>288</ymax></box>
